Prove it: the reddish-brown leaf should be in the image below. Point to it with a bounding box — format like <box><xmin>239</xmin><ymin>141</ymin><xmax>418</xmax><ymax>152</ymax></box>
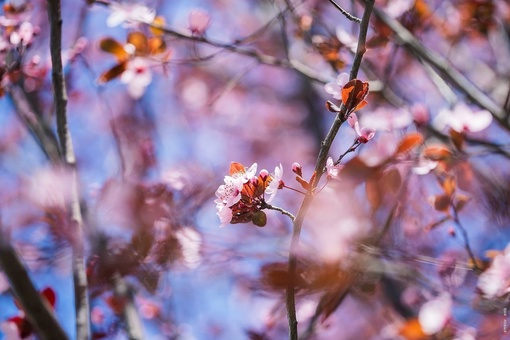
<box><xmin>382</xmin><ymin>168</ymin><xmax>402</xmax><ymax>193</ymax></box>
<box><xmin>366</xmin><ymin>178</ymin><xmax>382</xmax><ymax>209</ymax></box>
<box><xmin>442</xmin><ymin>176</ymin><xmax>456</xmax><ymax>197</ymax></box>
<box><xmin>150</xmin><ymin>16</ymin><xmax>166</xmax><ymax>36</ymax></box>
<box><xmin>98</xmin><ymin>62</ymin><xmax>127</xmax><ymax>83</ymax></box>
<box><xmin>99</xmin><ymin>37</ymin><xmax>129</xmax><ymax>61</ymax></box>
<box><xmin>398</xmin><ymin>318</ymin><xmax>428</xmax><ymax>340</ymax></box>
<box><xmin>423</xmin><ymin>145</ymin><xmax>453</xmax><ymax>161</ymax></box>
<box><xmin>341</xmin><ymin>79</ymin><xmax>369</xmax><ymax>113</ymax></box>
<box><xmin>148</xmin><ymin>37</ymin><xmax>167</xmax><ymax>55</ymax></box>
<box><xmin>449</xmin><ymin>128</ymin><xmax>465</xmax><ymax>151</ymax></box>
<box><xmin>394</xmin><ymin>132</ymin><xmax>424</xmax><ymax>156</ymax></box>
<box><xmin>229</xmin><ymin>162</ymin><xmax>246</xmax><ymax>175</ymax></box>
<box><xmin>127</xmin><ymin>31</ymin><xmax>149</xmax><ymax>55</ymax></box>
<box><xmin>433</xmin><ymin>194</ymin><xmax>451</xmax><ymax>212</ymax></box>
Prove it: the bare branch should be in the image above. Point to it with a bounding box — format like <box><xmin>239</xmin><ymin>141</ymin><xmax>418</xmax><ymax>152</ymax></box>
<box><xmin>328</xmin><ymin>0</ymin><xmax>362</xmax><ymax>23</ymax></box>
<box><xmin>46</xmin><ymin>0</ymin><xmax>90</xmax><ymax>338</ymax></box>
<box><xmin>285</xmin><ymin>2</ymin><xmax>375</xmax><ymax>339</ymax></box>
<box><xmin>0</xmin><ymin>234</ymin><xmax>69</xmax><ymax>340</ymax></box>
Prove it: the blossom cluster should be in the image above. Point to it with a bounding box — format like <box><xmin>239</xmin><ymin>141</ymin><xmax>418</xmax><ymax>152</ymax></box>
<box><xmin>215</xmin><ymin>162</ymin><xmax>283</xmax><ymax>227</ymax></box>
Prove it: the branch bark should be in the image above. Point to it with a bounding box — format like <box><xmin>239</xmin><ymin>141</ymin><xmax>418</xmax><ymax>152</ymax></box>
<box><xmin>46</xmin><ymin>0</ymin><xmax>90</xmax><ymax>339</ymax></box>
<box><xmin>285</xmin><ymin>1</ymin><xmax>375</xmax><ymax>339</ymax></box>
<box><xmin>0</xmin><ymin>235</ymin><xmax>68</xmax><ymax>339</ymax></box>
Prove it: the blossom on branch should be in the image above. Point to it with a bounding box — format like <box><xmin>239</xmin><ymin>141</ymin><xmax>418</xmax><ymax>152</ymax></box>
<box><xmin>435</xmin><ymin>103</ymin><xmax>492</xmax><ymax>133</ymax></box>
<box><xmin>107</xmin><ymin>3</ymin><xmax>156</xmax><ymax>27</ymax></box>
<box><xmin>324</xmin><ymin>72</ymin><xmax>349</xmax><ymax>100</ymax></box>
<box><xmin>188</xmin><ymin>9</ymin><xmax>211</xmax><ymax>35</ymax></box>
<box><xmin>215</xmin><ymin>162</ymin><xmax>284</xmax><ymax>227</ymax></box>
<box><xmin>348</xmin><ymin>113</ymin><xmax>375</xmax><ymax>143</ymax></box>
<box><xmin>477</xmin><ymin>244</ymin><xmax>510</xmax><ymax>299</ymax></box>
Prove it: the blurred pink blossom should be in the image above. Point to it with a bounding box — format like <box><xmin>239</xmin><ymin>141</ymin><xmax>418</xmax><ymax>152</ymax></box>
<box><xmin>418</xmin><ymin>292</ymin><xmax>452</xmax><ymax>335</ymax></box>
<box><xmin>477</xmin><ymin>244</ymin><xmax>510</xmax><ymax>299</ymax></box>
<box><xmin>436</xmin><ymin>103</ymin><xmax>492</xmax><ymax>133</ymax></box>
<box><xmin>411</xmin><ymin>103</ymin><xmax>430</xmax><ymax>126</ymax></box>
<box><xmin>107</xmin><ymin>3</ymin><xmax>156</xmax><ymax>27</ymax></box>
<box><xmin>9</xmin><ymin>21</ymin><xmax>33</xmax><ymax>46</ymax></box>
<box><xmin>360</xmin><ymin>107</ymin><xmax>413</xmax><ymax>131</ymax></box>
<box><xmin>348</xmin><ymin>113</ymin><xmax>375</xmax><ymax>143</ymax></box>
<box><xmin>216</xmin><ymin>204</ymin><xmax>233</xmax><ymax>228</ymax></box>
<box><xmin>324</xmin><ymin>72</ymin><xmax>349</xmax><ymax>100</ymax></box>
<box><xmin>120</xmin><ymin>58</ymin><xmax>152</xmax><ymax>99</ymax></box>
<box><xmin>188</xmin><ymin>9</ymin><xmax>211</xmax><ymax>35</ymax></box>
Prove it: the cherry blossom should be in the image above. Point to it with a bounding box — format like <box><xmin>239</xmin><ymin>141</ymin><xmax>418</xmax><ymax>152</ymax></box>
<box><xmin>265</xmin><ymin>164</ymin><xmax>283</xmax><ymax>202</ymax></box>
<box><xmin>120</xmin><ymin>57</ymin><xmax>153</xmax><ymax>99</ymax></box>
<box><xmin>107</xmin><ymin>3</ymin><xmax>156</xmax><ymax>28</ymax></box>
<box><xmin>188</xmin><ymin>9</ymin><xmax>211</xmax><ymax>35</ymax></box>
<box><xmin>326</xmin><ymin>157</ymin><xmax>342</xmax><ymax>180</ymax></box>
<box><xmin>324</xmin><ymin>72</ymin><xmax>349</xmax><ymax>100</ymax></box>
<box><xmin>418</xmin><ymin>292</ymin><xmax>452</xmax><ymax>335</ymax></box>
<box><xmin>9</xmin><ymin>21</ymin><xmax>34</xmax><ymax>46</ymax></box>
<box><xmin>216</xmin><ymin>204</ymin><xmax>233</xmax><ymax>228</ymax></box>
<box><xmin>435</xmin><ymin>103</ymin><xmax>492</xmax><ymax>133</ymax></box>
<box><xmin>477</xmin><ymin>244</ymin><xmax>510</xmax><ymax>299</ymax></box>
<box><xmin>214</xmin><ymin>175</ymin><xmax>243</xmax><ymax>207</ymax></box>
<box><xmin>348</xmin><ymin>113</ymin><xmax>375</xmax><ymax>143</ymax></box>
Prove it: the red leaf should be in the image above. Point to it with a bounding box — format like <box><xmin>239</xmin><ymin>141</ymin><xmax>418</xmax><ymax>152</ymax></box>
<box><xmin>394</xmin><ymin>132</ymin><xmax>424</xmax><ymax>156</ymax></box>
<box><xmin>99</xmin><ymin>37</ymin><xmax>129</xmax><ymax>61</ymax></box>
<box><xmin>98</xmin><ymin>62</ymin><xmax>127</xmax><ymax>83</ymax></box>
<box><xmin>229</xmin><ymin>162</ymin><xmax>246</xmax><ymax>175</ymax></box>
<box><xmin>341</xmin><ymin>79</ymin><xmax>369</xmax><ymax>113</ymax></box>
<box><xmin>41</xmin><ymin>287</ymin><xmax>56</xmax><ymax>308</ymax></box>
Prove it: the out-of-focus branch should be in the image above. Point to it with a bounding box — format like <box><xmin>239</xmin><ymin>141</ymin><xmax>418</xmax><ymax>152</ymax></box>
<box><xmin>46</xmin><ymin>0</ymin><xmax>90</xmax><ymax>339</ymax></box>
<box><xmin>112</xmin><ymin>274</ymin><xmax>144</xmax><ymax>340</ymax></box>
<box><xmin>0</xmin><ymin>234</ymin><xmax>69</xmax><ymax>339</ymax></box>
<box><xmin>285</xmin><ymin>2</ymin><xmax>374</xmax><ymax>339</ymax></box>
<box><xmin>89</xmin><ymin>0</ymin><xmax>329</xmax><ymax>84</ymax></box>
<box><xmin>363</xmin><ymin>1</ymin><xmax>510</xmax><ymax>130</ymax></box>
<box><xmin>8</xmin><ymin>86</ymin><xmax>61</xmax><ymax>163</ymax></box>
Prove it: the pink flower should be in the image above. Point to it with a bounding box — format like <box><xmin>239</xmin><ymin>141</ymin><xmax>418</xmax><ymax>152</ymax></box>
<box><xmin>348</xmin><ymin>113</ymin><xmax>375</xmax><ymax>143</ymax></box>
<box><xmin>9</xmin><ymin>21</ymin><xmax>34</xmax><ymax>46</ymax></box>
<box><xmin>216</xmin><ymin>204</ymin><xmax>233</xmax><ymax>228</ymax></box>
<box><xmin>324</xmin><ymin>72</ymin><xmax>349</xmax><ymax>100</ymax></box>
<box><xmin>265</xmin><ymin>164</ymin><xmax>283</xmax><ymax>202</ymax></box>
<box><xmin>411</xmin><ymin>103</ymin><xmax>430</xmax><ymax>126</ymax></box>
<box><xmin>188</xmin><ymin>9</ymin><xmax>211</xmax><ymax>35</ymax></box>
<box><xmin>214</xmin><ymin>175</ymin><xmax>243</xmax><ymax>207</ymax></box>
<box><xmin>418</xmin><ymin>292</ymin><xmax>452</xmax><ymax>335</ymax></box>
<box><xmin>436</xmin><ymin>103</ymin><xmax>492</xmax><ymax>133</ymax></box>
<box><xmin>477</xmin><ymin>244</ymin><xmax>510</xmax><ymax>299</ymax></box>
<box><xmin>326</xmin><ymin>157</ymin><xmax>343</xmax><ymax>180</ymax></box>
<box><xmin>412</xmin><ymin>157</ymin><xmax>438</xmax><ymax>175</ymax></box>
<box><xmin>120</xmin><ymin>57</ymin><xmax>152</xmax><ymax>99</ymax></box>
<box><xmin>107</xmin><ymin>3</ymin><xmax>156</xmax><ymax>27</ymax></box>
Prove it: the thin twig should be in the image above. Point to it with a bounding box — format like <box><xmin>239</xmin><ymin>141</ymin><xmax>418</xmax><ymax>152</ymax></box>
<box><xmin>46</xmin><ymin>0</ymin><xmax>90</xmax><ymax>339</ymax></box>
<box><xmin>263</xmin><ymin>203</ymin><xmax>296</xmax><ymax>221</ymax></box>
<box><xmin>328</xmin><ymin>0</ymin><xmax>362</xmax><ymax>23</ymax></box>
<box><xmin>285</xmin><ymin>2</ymin><xmax>374</xmax><ymax>339</ymax></box>
<box><xmin>451</xmin><ymin>203</ymin><xmax>480</xmax><ymax>272</ymax></box>
<box><xmin>112</xmin><ymin>273</ymin><xmax>145</xmax><ymax>340</ymax></box>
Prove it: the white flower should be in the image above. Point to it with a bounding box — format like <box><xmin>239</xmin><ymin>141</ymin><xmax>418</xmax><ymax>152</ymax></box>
<box><xmin>418</xmin><ymin>292</ymin><xmax>452</xmax><ymax>335</ymax></box>
<box><xmin>120</xmin><ymin>58</ymin><xmax>152</xmax><ymax>99</ymax></box>
<box><xmin>435</xmin><ymin>103</ymin><xmax>492</xmax><ymax>133</ymax></box>
<box><xmin>324</xmin><ymin>72</ymin><xmax>349</xmax><ymax>100</ymax></box>
<box><xmin>265</xmin><ymin>164</ymin><xmax>283</xmax><ymax>203</ymax></box>
<box><xmin>326</xmin><ymin>157</ymin><xmax>342</xmax><ymax>180</ymax></box>
<box><xmin>107</xmin><ymin>3</ymin><xmax>156</xmax><ymax>27</ymax></box>
<box><xmin>216</xmin><ymin>204</ymin><xmax>233</xmax><ymax>228</ymax></box>
<box><xmin>477</xmin><ymin>244</ymin><xmax>510</xmax><ymax>299</ymax></box>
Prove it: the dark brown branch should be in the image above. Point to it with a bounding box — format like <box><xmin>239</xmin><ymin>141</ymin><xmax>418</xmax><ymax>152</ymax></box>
<box><xmin>46</xmin><ymin>0</ymin><xmax>90</xmax><ymax>339</ymax></box>
<box><xmin>285</xmin><ymin>2</ymin><xmax>375</xmax><ymax>339</ymax></box>
<box><xmin>328</xmin><ymin>0</ymin><xmax>362</xmax><ymax>23</ymax></box>
<box><xmin>0</xmin><ymin>235</ymin><xmax>69</xmax><ymax>339</ymax></box>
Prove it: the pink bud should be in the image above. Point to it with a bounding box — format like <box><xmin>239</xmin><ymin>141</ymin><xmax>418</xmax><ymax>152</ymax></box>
<box><xmin>411</xmin><ymin>103</ymin><xmax>430</xmax><ymax>126</ymax></box>
<box><xmin>292</xmin><ymin>162</ymin><xmax>302</xmax><ymax>176</ymax></box>
<box><xmin>259</xmin><ymin>169</ymin><xmax>269</xmax><ymax>180</ymax></box>
<box><xmin>188</xmin><ymin>9</ymin><xmax>211</xmax><ymax>35</ymax></box>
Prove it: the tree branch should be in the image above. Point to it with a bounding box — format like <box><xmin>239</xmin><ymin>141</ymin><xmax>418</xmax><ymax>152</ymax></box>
<box><xmin>328</xmin><ymin>0</ymin><xmax>362</xmax><ymax>23</ymax></box>
<box><xmin>285</xmin><ymin>2</ymin><xmax>375</xmax><ymax>339</ymax></box>
<box><xmin>364</xmin><ymin>1</ymin><xmax>510</xmax><ymax>130</ymax></box>
<box><xmin>46</xmin><ymin>0</ymin><xmax>90</xmax><ymax>339</ymax></box>
<box><xmin>0</xmin><ymin>234</ymin><xmax>69</xmax><ymax>339</ymax></box>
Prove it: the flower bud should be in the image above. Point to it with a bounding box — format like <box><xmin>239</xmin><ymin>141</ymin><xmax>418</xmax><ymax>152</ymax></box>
<box><xmin>291</xmin><ymin>163</ymin><xmax>302</xmax><ymax>177</ymax></box>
